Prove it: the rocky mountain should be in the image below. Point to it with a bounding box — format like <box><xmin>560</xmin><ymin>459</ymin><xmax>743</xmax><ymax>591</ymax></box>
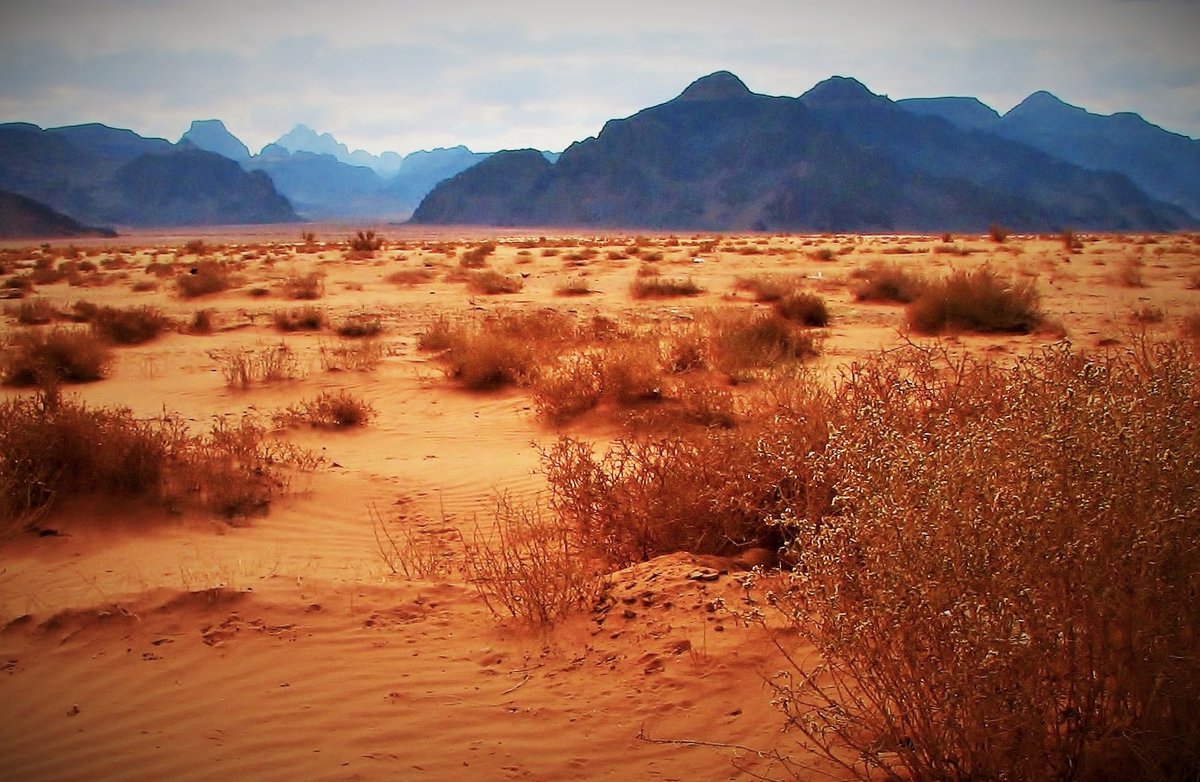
<box><xmin>0</xmin><ymin>122</ymin><xmax>300</xmax><ymax>227</ymax></box>
<box><xmin>0</xmin><ymin>188</ymin><xmax>116</xmax><ymax>239</ymax></box>
<box><xmin>411</xmin><ymin>72</ymin><xmax>1194</xmax><ymax>232</ymax></box>
<box><xmin>897</xmin><ymin>91</ymin><xmax>1200</xmax><ymax>220</ymax></box>
<box><xmin>272</xmin><ymin>124</ymin><xmax>404</xmax><ymax>176</ymax></box>
<box><xmin>180</xmin><ymin>119</ymin><xmax>251</xmax><ymax>162</ymax></box>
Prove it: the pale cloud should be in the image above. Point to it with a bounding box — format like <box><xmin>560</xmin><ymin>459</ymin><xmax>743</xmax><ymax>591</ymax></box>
<box><xmin>1</xmin><ymin>0</ymin><xmax>1197</xmax><ymax>154</ymax></box>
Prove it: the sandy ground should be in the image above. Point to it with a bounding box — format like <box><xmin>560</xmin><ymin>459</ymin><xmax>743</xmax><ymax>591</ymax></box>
<box><xmin>1</xmin><ymin>227</ymin><xmax>1198</xmax><ymax>781</ymax></box>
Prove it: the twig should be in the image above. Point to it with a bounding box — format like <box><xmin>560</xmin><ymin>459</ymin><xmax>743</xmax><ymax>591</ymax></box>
<box><xmin>501</xmin><ymin>674</ymin><xmax>530</xmax><ymax>695</ymax></box>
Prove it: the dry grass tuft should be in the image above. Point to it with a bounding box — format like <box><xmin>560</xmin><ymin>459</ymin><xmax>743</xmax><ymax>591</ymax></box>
<box><xmin>850</xmin><ymin>261</ymin><xmax>928</xmax><ymax>303</ymax></box>
<box><xmin>176</xmin><ymin>260</ymin><xmax>234</xmax><ymax>298</ymax></box>
<box><xmin>274</xmin><ymin>305</ymin><xmax>326</xmax><ymax>332</ymax></box>
<box><xmin>273</xmin><ymin>390</ymin><xmax>375</xmax><ymax>428</ymax></box>
<box><xmin>629</xmin><ymin>275</ymin><xmax>703</xmax><ymax>299</ymax></box>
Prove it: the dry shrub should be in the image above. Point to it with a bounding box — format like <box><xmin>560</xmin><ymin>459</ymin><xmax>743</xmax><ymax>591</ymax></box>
<box><xmin>529</xmin><ymin>351</ymin><xmax>604</xmax><ymax>423</ymax></box>
<box><xmin>335</xmin><ymin>313</ymin><xmax>383</xmax><ymax>338</ymax></box>
<box><xmin>467</xmin><ymin>269</ymin><xmax>523</xmax><ymax>295</ymax></box>
<box><xmin>554</xmin><ymin>275</ymin><xmax>594</xmax><ymax>296</ymax></box>
<box><xmin>599</xmin><ymin>340</ymin><xmax>663</xmax><ymax>404</ymax></box>
<box><xmin>348</xmin><ymin>230</ymin><xmax>383</xmax><ymax>253</ymax></box>
<box><xmin>317</xmin><ymin>338</ymin><xmax>386</xmax><ymax>372</ymax></box>
<box><xmin>907</xmin><ymin>266</ymin><xmax>1042</xmax><ymax>334</ymax></box>
<box><xmin>541</xmin><ymin>421</ymin><xmax>810</xmax><ymax>566</ymax></box>
<box><xmin>774</xmin><ymin>291</ymin><xmax>829</xmax><ymax>327</ymax></box>
<box><xmin>10</xmin><ymin>298</ymin><xmax>59</xmax><ymax>325</ymax></box>
<box><xmin>459</xmin><ymin>241</ymin><xmax>496</xmax><ymax>268</ymax></box>
<box><xmin>282</xmin><ymin>271</ymin><xmax>324</xmax><ymax>300</ymax></box>
<box><xmin>370</xmin><ymin>504</ymin><xmax>458</xmax><ymax>580</ymax></box>
<box><xmin>851</xmin><ymin>261</ymin><xmax>928</xmax><ymax>303</ymax></box>
<box><xmin>87</xmin><ymin>305</ymin><xmax>174</xmax><ymax>344</ymax></box>
<box><xmin>1183</xmin><ymin>312</ymin><xmax>1200</xmax><ymax>340</ymax></box>
<box><xmin>762</xmin><ymin>340</ymin><xmax>1200</xmax><ymax>782</ymax></box>
<box><xmin>176</xmin><ymin>261</ymin><xmax>234</xmax><ymax>298</ymax></box>
<box><xmin>460</xmin><ymin>495</ymin><xmax>607</xmax><ymax>625</ymax></box>
<box><xmin>274</xmin><ymin>305</ymin><xmax>326</xmax><ymax>332</ymax></box>
<box><xmin>273</xmin><ymin>390</ymin><xmax>375</xmax><ymax>428</ymax></box>
<box><xmin>386</xmin><ymin>267</ymin><xmax>436</xmax><ymax>286</ymax></box>
<box><xmin>188</xmin><ymin>308</ymin><xmax>216</xmax><ymax>335</ymax></box>
<box><xmin>424</xmin><ymin>310</ymin><xmax>575</xmax><ymax>391</ymax></box>
<box><xmin>1131</xmin><ymin>304</ymin><xmax>1166</xmax><ymax>324</ymax></box>
<box><xmin>1115</xmin><ymin>258</ymin><xmax>1147</xmax><ymax>288</ymax></box>
<box><xmin>629</xmin><ymin>275</ymin><xmax>703</xmax><ymax>299</ymax></box>
<box><xmin>2</xmin><ymin>327</ymin><xmax>111</xmax><ymax>385</ymax></box>
<box><xmin>733</xmin><ymin>274</ymin><xmax>804</xmax><ymax>303</ymax></box>
<box><xmin>209</xmin><ymin>343</ymin><xmax>301</xmax><ymax>389</ymax></box>
<box><xmin>0</xmin><ymin>391</ymin><xmax>316</xmax><ymax>525</ymax></box>
<box><xmin>706</xmin><ymin>310</ymin><xmax>821</xmax><ymax>380</ymax></box>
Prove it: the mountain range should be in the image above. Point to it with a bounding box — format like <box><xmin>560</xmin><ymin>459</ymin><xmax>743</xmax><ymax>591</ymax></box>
<box><xmin>412</xmin><ymin>72</ymin><xmax>1198</xmax><ymax>232</ymax></box>
<box><xmin>2</xmin><ymin>72</ymin><xmax>1198</xmax><ymax>237</ymax></box>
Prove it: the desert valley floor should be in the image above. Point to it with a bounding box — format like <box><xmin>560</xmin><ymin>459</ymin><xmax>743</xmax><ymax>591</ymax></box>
<box><xmin>1</xmin><ymin>226</ymin><xmax>1198</xmax><ymax>781</ymax></box>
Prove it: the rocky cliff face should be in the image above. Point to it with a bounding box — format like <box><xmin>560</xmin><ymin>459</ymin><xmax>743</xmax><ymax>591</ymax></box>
<box><xmin>0</xmin><ymin>188</ymin><xmax>116</xmax><ymax>239</ymax></box>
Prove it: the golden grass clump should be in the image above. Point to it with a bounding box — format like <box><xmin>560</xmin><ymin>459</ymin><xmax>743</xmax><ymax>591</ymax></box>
<box><xmin>176</xmin><ymin>260</ymin><xmax>235</xmax><ymax>298</ymax></box>
<box><xmin>466</xmin><ymin>269</ymin><xmax>524</xmax><ymax>295</ymax></box>
<box><xmin>273</xmin><ymin>305</ymin><xmax>326</xmax><ymax>332</ymax></box>
<box><xmin>629</xmin><ymin>275</ymin><xmax>703</xmax><ymax>299</ymax></box>
<box><xmin>850</xmin><ymin>260</ymin><xmax>928</xmax><ymax>303</ymax></box>
<box><xmin>85</xmin><ymin>304</ymin><xmax>174</xmax><ymax>344</ymax></box>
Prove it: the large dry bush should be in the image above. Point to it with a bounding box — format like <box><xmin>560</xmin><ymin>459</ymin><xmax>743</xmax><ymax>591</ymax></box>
<box><xmin>176</xmin><ymin>260</ymin><xmax>234</xmax><ymax>298</ymax></box>
<box><xmin>850</xmin><ymin>261</ymin><xmax>928</xmax><ymax>303</ymax></box>
<box><xmin>764</xmin><ymin>340</ymin><xmax>1200</xmax><ymax>782</ymax></box>
<box><xmin>0</xmin><ymin>391</ymin><xmax>316</xmax><ymax>526</ymax></box>
<box><xmin>907</xmin><ymin>266</ymin><xmax>1042</xmax><ymax>334</ymax></box>
<box><xmin>2</xmin><ymin>327</ymin><xmax>111</xmax><ymax>385</ymax></box>
<box><xmin>86</xmin><ymin>304</ymin><xmax>174</xmax><ymax>344</ymax></box>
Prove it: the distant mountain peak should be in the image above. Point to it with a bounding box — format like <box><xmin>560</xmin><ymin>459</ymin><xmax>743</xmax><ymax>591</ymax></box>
<box><xmin>799</xmin><ymin>76</ymin><xmax>883</xmax><ymax>107</ymax></box>
<box><xmin>1005</xmin><ymin>90</ymin><xmax>1083</xmax><ymax>119</ymax></box>
<box><xmin>676</xmin><ymin>71</ymin><xmax>752</xmax><ymax>101</ymax></box>
<box><xmin>179</xmin><ymin>119</ymin><xmax>250</xmax><ymax>161</ymax></box>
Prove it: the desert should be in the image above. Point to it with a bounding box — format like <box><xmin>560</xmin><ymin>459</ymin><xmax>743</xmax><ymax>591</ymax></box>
<box><xmin>1</xmin><ymin>226</ymin><xmax>1197</xmax><ymax>781</ymax></box>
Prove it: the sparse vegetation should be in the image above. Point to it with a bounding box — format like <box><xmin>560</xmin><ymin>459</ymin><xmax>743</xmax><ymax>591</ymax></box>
<box><xmin>274</xmin><ymin>305</ymin><xmax>326</xmax><ymax>332</ymax></box>
<box><xmin>209</xmin><ymin>343</ymin><xmax>302</xmax><ymax>389</ymax></box>
<box><xmin>0</xmin><ymin>389</ymin><xmax>317</xmax><ymax>525</ymax></box>
<box><xmin>773</xmin><ymin>291</ymin><xmax>829</xmax><ymax>326</ymax></box>
<box><xmin>86</xmin><ymin>305</ymin><xmax>174</xmax><ymax>344</ymax></box>
<box><xmin>347</xmin><ymin>230</ymin><xmax>383</xmax><ymax>254</ymax></box>
<box><xmin>335</xmin><ymin>313</ymin><xmax>383</xmax><ymax>338</ymax></box>
<box><xmin>851</xmin><ymin>261</ymin><xmax>928</xmax><ymax>303</ymax></box>
<box><xmin>467</xmin><ymin>269</ymin><xmax>524</xmax><ymax>295</ymax></box>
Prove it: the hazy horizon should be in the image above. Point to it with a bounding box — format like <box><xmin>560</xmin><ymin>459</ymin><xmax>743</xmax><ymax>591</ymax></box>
<box><xmin>2</xmin><ymin>0</ymin><xmax>1198</xmax><ymax>157</ymax></box>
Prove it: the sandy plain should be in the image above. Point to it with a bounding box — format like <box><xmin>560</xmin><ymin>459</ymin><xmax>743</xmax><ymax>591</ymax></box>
<box><xmin>1</xmin><ymin>226</ymin><xmax>1198</xmax><ymax>781</ymax></box>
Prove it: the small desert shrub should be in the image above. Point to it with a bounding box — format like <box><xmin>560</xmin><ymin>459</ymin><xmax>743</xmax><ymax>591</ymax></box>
<box><xmin>317</xmin><ymin>339</ymin><xmax>386</xmax><ymax>372</ymax></box>
<box><xmin>386</xmin><ymin>267</ymin><xmax>436</xmax><ymax>286</ymax></box>
<box><xmin>1131</xmin><ymin>304</ymin><xmax>1166</xmax><ymax>324</ymax></box>
<box><xmin>2</xmin><ymin>328</ymin><xmax>111</xmax><ymax>386</ymax></box>
<box><xmin>707</xmin><ymin>310</ymin><xmax>821</xmax><ymax>378</ymax></box>
<box><xmin>600</xmin><ymin>341</ymin><xmax>663</xmax><ymax>404</ymax></box>
<box><xmin>774</xmin><ymin>291</ymin><xmax>829</xmax><ymax>327</ymax></box>
<box><xmin>851</xmin><ymin>261</ymin><xmax>928</xmax><ymax>303</ymax></box>
<box><xmin>460</xmin><ymin>495</ymin><xmax>607</xmax><ymax>625</ymax></box>
<box><xmin>282</xmin><ymin>271</ymin><xmax>324</xmax><ymax>300</ymax></box>
<box><xmin>209</xmin><ymin>343</ymin><xmax>302</xmax><ymax>389</ymax></box>
<box><xmin>907</xmin><ymin>267</ymin><xmax>1043</xmax><ymax>334</ymax></box>
<box><xmin>12</xmin><ymin>298</ymin><xmax>58</xmax><ymax>325</ymax></box>
<box><xmin>417</xmin><ymin>314</ymin><xmax>457</xmax><ymax>352</ymax></box>
<box><xmin>4</xmin><ymin>273</ymin><xmax>34</xmax><ymax>296</ymax></box>
<box><xmin>1061</xmin><ymin>228</ymin><xmax>1084</xmax><ymax>252</ymax></box>
<box><xmin>554</xmin><ymin>275</ymin><xmax>594</xmax><ymax>296</ymax></box>
<box><xmin>629</xmin><ymin>275</ymin><xmax>703</xmax><ymax>299</ymax></box>
<box><xmin>988</xmin><ymin>223</ymin><xmax>1011</xmax><ymax>243</ymax></box>
<box><xmin>348</xmin><ymin>230</ymin><xmax>383</xmax><ymax>253</ymax></box>
<box><xmin>183</xmin><ymin>239</ymin><xmax>209</xmax><ymax>256</ymax></box>
<box><xmin>335</xmin><ymin>313</ymin><xmax>383</xmax><ymax>338</ymax></box>
<box><xmin>273</xmin><ymin>390</ymin><xmax>375</xmax><ymax>429</ymax></box>
<box><xmin>189</xmin><ymin>308</ymin><xmax>216</xmax><ymax>335</ymax></box>
<box><xmin>733</xmin><ymin>274</ymin><xmax>803</xmax><ymax>303</ymax></box>
<box><xmin>459</xmin><ymin>241</ymin><xmax>496</xmax><ymax>268</ymax></box>
<box><xmin>1182</xmin><ymin>312</ymin><xmax>1200</xmax><ymax>340</ymax></box>
<box><xmin>467</xmin><ymin>269</ymin><xmax>523</xmax><ymax>295</ymax></box>
<box><xmin>274</xmin><ymin>305</ymin><xmax>326</xmax><ymax>332</ymax></box>
<box><xmin>1115</xmin><ymin>258</ymin><xmax>1146</xmax><ymax>288</ymax></box>
<box><xmin>88</xmin><ymin>305</ymin><xmax>173</xmax><ymax>344</ymax></box>
<box><xmin>529</xmin><ymin>352</ymin><xmax>604</xmax><ymax>423</ymax></box>
<box><xmin>441</xmin><ymin>331</ymin><xmax>535</xmax><ymax>390</ymax></box>
<box><xmin>176</xmin><ymin>261</ymin><xmax>233</xmax><ymax>298</ymax></box>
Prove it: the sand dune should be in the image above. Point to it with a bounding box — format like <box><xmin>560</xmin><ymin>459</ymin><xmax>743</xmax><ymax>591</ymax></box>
<box><xmin>2</xmin><ymin>227</ymin><xmax>1198</xmax><ymax>780</ymax></box>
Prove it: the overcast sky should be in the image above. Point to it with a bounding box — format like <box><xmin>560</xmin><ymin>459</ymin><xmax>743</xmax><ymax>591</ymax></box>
<box><xmin>1</xmin><ymin>0</ymin><xmax>1198</xmax><ymax>156</ymax></box>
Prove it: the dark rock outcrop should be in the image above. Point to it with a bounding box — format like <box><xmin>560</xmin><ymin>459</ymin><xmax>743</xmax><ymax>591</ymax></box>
<box><xmin>0</xmin><ymin>189</ymin><xmax>116</xmax><ymax>239</ymax></box>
